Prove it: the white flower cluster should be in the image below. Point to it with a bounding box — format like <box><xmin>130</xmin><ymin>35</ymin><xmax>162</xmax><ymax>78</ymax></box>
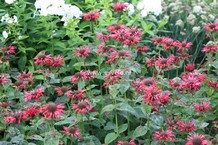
<box><xmin>124</xmin><ymin>3</ymin><xmax>135</xmax><ymax>16</ymax></box>
<box><xmin>1</xmin><ymin>13</ymin><xmax>18</xmax><ymax>24</ymax></box>
<box><xmin>34</xmin><ymin>0</ymin><xmax>83</xmax><ymax>22</ymax></box>
<box><xmin>5</xmin><ymin>0</ymin><xmax>15</xmax><ymax>4</ymax></box>
<box><xmin>137</xmin><ymin>0</ymin><xmax>162</xmax><ymax>17</ymax></box>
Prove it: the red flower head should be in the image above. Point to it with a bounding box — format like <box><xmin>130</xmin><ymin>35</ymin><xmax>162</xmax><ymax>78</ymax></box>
<box><xmin>70</xmin><ymin>71</ymin><xmax>87</xmax><ymax>84</ymax></box>
<box><xmin>155</xmin><ymin>55</ymin><xmax>175</xmax><ymax>70</ymax></box>
<box><xmin>169</xmin><ymin>77</ymin><xmax>183</xmax><ymax>90</ymax></box>
<box><xmin>146</xmin><ymin>57</ymin><xmax>156</xmax><ymax>68</ymax></box>
<box><xmin>173</xmin><ymin>39</ymin><xmax>192</xmax><ymax>52</ymax></box>
<box><xmin>113</xmin><ymin>2</ymin><xmax>128</xmax><ymax>11</ymax></box>
<box><xmin>83</xmin><ymin>10</ymin><xmax>100</xmax><ymax>21</ymax></box>
<box><xmin>202</xmin><ymin>45</ymin><xmax>218</xmax><ymax>53</ymax></box>
<box><xmin>116</xmin><ymin>140</ymin><xmax>136</xmax><ymax>145</ymax></box>
<box><xmin>11</xmin><ymin>80</ymin><xmax>29</xmax><ymax>89</ymax></box>
<box><xmin>193</xmin><ymin>101</ymin><xmax>211</xmax><ymax>112</ymax></box>
<box><xmin>17</xmin><ymin>71</ymin><xmax>33</xmax><ymax>81</ymax></box>
<box><xmin>161</xmin><ymin>37</ymin><xmax>175</xmax><ymax>50</ymax></box>
<box><xmin>186</xmin><ymin>134</ymin><xmax>209</xmax><ymax>145</ymax></box>
<box><xmin>208</xmin><ymin>80</ymin><xmax>218</xmax><ymax>89</ymax></box>
<box><xmin>65</xmin><ymin>90</ymin><xmax>85</xmax><ymax>100</ymax></box>
<box><xmin>40</xmin><ymin>103</ymin><xmax>65</xmax><ymax>119</ymax></box>
<box><xmin>0</xmin><ymin>74</ymin><xmax>9</xmax><ymax>85</ymax></box>
<box><xmin>107</xmin><ymin>24</ymin><xmax>126</xmax><ymax>33</ymax></box>
<box><xmin>97</xmin><ymin>42</ymin><xmax>115</xmax><ymax>54</ymax></box>
<box><xmin>63</xmin><ymin>126</ymin><xmax>80</xmax><ymax>138</ymax></box>
<box><xmin>84</xmin><ymin>70</ymin><xmax>96</xmax><ymax>80</ymax></box>
<box><xmin>47</xmin><ymin>55</ymin><xmax>64</xmax><ymax>67</ymax></box>
<box><xmin>74</xmin><ymin>46</ymin><xmax>91</xmax><ymax>57</ymax></box>
<box><xmin>71</xmin><ymin>99</ymin><xmax>92</xmax><ymax>114</ymax></box>
<box><xmin>137</xmin><ymin>46</ymin><xmax>149</xmax><ymax>52</ymax></box>
<box><xmin>143</xmin><ymin>85</ymin><xmax>162</xmax><ymax>106</ymax></box>
<box><xmin>205</xmin><ymin>22</ymin><xmax>218</xmax><ymax>32</ymax></box>
<box><xmin>55</xmin><ymin>86</ymin><xmax>71</xmax><ymax>96</ymax></box>
<box><xmin>159</xmin><ymin>93</ymin><xmax>171</xmax><ymax>104</ymax></box>
<box><xmin>24</xmin><ymin>87</ymin><xmax>44</xmax><ymax>102</ymax></box>
<box><xmin>1</xmin><ymin>45</ymin><xmax>16</xmax><ymax>54</ymax></box>
<box><xmin>185</xmin><ymin>64</ymin><xmax>195</xmax><ymax>72</ymax></box>
<box><xmin>181</xmin><ymin>72</ymin><xmax>206</xmax><ymax>91</ymax></box>
<box><xmin>151</xmin><ymin>36</ymin><xmax>164</xmax><ymax>45</ymax></box>
<box><xmin>34</xmin><ymin>52</ymin><xmax>52</xmax><ymax>66</ymax></box>
<box><xmin>23</xmin><ymin>106</ymin><xmax>40</xmax><ymax>119</ymax></box>
<box><xmin>4</xmin><ymin>111</ymin><xmax>24</xmax><ymax>124</ymax></box>
<box><xmin>153</xmin><ymin>129</ymin><xmax>175</xmax><ymax>141</ymax></box>
<box><xmin>103</xmin><ymin>69</ymin><xmax>123</xmax><ymax>88</ymax></box>
<box><xmin>176</xmin><ymin>121</ymin><xmax>195</xmax><ymax>132</ymax></box>
<box><xmin>96</xmin><ymin>33</ymin><xmax>109</xmax><ymax>41</ymax></box>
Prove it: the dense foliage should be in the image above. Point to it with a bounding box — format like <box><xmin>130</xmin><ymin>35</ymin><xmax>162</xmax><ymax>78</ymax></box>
<box><xmin>0</xmin><ymin>0</ymin><xmax>217</xmax><ymax>145</ymax></box>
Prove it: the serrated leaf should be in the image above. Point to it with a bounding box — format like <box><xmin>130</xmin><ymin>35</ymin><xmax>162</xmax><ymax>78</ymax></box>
<box><xmin>117</xmin><ymin>103</ymin><xmax>136</xmax><ymax>115</ymax></box>
<box><xmin>132</xmin><ymin>126</ymin><xmax>147</xmax><ymax>138</ymax></box>
<box><xmin>118</xmin><ymin>123</ymin><xmax>128</xmax><ymax>133</ymax></box>
<box><xmin>55</xmin><ymin>116</ymin><xmax>76</xmax><ymax>125</ymax></box>
<box><xmin>101</xmin><ymin>104</ymin><xmax>115</xmax><ymax>114</ymax></box>
<box><xmin>105</xmin><ymin>132</ymin><xmax>118</xmax><ymax>145</ymax></box>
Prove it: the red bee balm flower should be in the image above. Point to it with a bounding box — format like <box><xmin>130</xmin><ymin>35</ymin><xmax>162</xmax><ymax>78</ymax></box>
<box><xmin>63</xmin><ymin>126</ymin><xmax>80</xmax><ymax>138</ymax></box>
<box><xmin>193</xmin><ymin>101</ymin><xmax>211</xmax><ymax>112</ymax></box>
<box><xmin>173</xmin><ymin>39</ymin><xmax>192</xmax><ymax>52</ymax></box>
<box><xmin>17</xmin><ymin>71</ymin><xmax>33</xmax><ymax>81</ymax></box>
<box><xmin>186</xmin><ymin>134</ymin><xmax>209</xmax><ymax>145</ymax></box>
<box><xmin>74</xmin><ymin>46</ymin><xmax>91</xmax><ymax>57</ymax></box>
<box><xmin>65</xmin><ymin>90</ymin><xmax>85</xmax><ymax>100</ymax></box>
<box><xmin>208</xmin><ymin>80</ymin><xmax>218</xmax><ymax>89</ymax></box>
<box><xmin>70</xmin><ymin>71</ymin><xmax>87</xmax><ymax>84</ymax></box>
<box><xmin>83</xmin><ymin>10</ymin><xmax>100</xmax><ymax>21</ymax></box>
<box><xmin>176</xmin><ymin>121</ymin><xmax>195</xmax><ymax>132</ymax></box>
<box><xmin>113</xmin><ymin>2</ymin><xmax>128</xmax><ymax>11</ymax></box>
<box><xmin>205</xmin><ymin>22</ymin><xmax>218</xmax><ymax>32</ymax></box>
<box><xmin>185</xmin><ymin>64</ymin><xmax>195</xmax><ymax>72</ymax></box>
<box><xmin>153</xmin><ymin>129</ymin><xmax>175</xmax><ymax>141</ymax></box>
<box><xmin>24</xmin><ymin>87</ymin><xmax>44</xmax><ymax>102</ymax></box>
<box><xmin>40</xmin><ymin>103</ymin><xmax>65</xmax><ymax>119</ymax></box>
<box><xmin>71</xmin><ymin>99</ymin><xmax>92</xmax><ymax>114</ymax></box>
<box><xmin>137</xmin><ymin>46</ymin><xmax>149</xmax><ymax>52</ymax></box>
<box><xmin>202</xmin><ymin>45</ymin><xmax>218</xmax><ymax>53</ymax></box>
<box><xmin>34</xmin><ymin>52</ymin><xmax>52</xmax><ymax>66</ymax></box>
<box><xmin>55</xmin><ymin>86</ymin><xmax>71</xmax><ymax>96</ymax></box>
<box><xmin>4</xmin><ymin>111</ymin><xmax>24</xmax><ymax>124</ymax></box>
<box><xmin>116</xmin><ymin>140</ymin><xmax>136</xmax><ymax>145</ymax></box>
<box><xmin>23</xmin><ymin>106</ymin><xmax>40</xmax><ymax>119</ymax></box>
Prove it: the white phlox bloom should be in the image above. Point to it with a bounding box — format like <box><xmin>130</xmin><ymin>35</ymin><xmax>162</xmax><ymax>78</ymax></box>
<box><xmin>137</xmin><ymin>0</ymin><xmax>162</xmax><ymax>17</ymax></box>
<box><xmin>2</xmin><ymin>31</ymin><xmax>9</xmax><ymax>39</ymax></box>
<box><xmin>1</xmin><ymin>14</ymin><xmax>18</xmax><ymax>24</ymax></box>
<box><xmin>34</xmin><ymin>0</ymin><xmax>83</xmax><ymax>21</ymax></box>
<box><xmin>5</xmin><ymin>0</ymin><xmax>15</xmax><ymax>4</ymax></box>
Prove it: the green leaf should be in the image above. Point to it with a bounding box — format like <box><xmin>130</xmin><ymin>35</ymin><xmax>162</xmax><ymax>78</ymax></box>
<box><xmin>118</xmin><ymin>83</ymin><xmax>130</xmax><ymax>95</ymax></box>
<box><xmin>34</xmin><ymin>75</ymin><xmax>45</xmax><ymax>80</ymax></box>
<box><xmin>101</xmin><ymin>104</ymin><xmax>115</xmax><ymax>114</ymax></box>
<box><xmin>62</xmin><ymin>76</ymin><xmax>71</xmax><ymax>82</ymax></box>
<box><xmin>18</xmin><ymin>56</ymin><xmax>27</xmax><ymax>70</ymax></box>
<box><xmin>27</xmin><ymin>135</ymin><xmax>43</xmax><ymax>141</ymax></box>
<box><xmin>132</xmin><ymin>126</ymin><xmax>147</xmax><ymax>138</ymax></box>
<box><xmin>117</xmin><ymin>103</ymin><xmax>136</xmax><ymax>115</ymax></box>
<box><xmin>118</xmin><ymin>123</ymin><xmax>128</xmax><ymax>133</ymax></box>
<box><xmin>109</xmin><ymin>84</ymin><xmax>119</xmax><ymax>99</ymax></box>
<box><xmin>105</xmin><ymin>132</ymin><xmax>118</xmax><ymax>145</ymax></box>
<box><xmin>55</xmin><ymin>116</ymin><xmax>77</xmax><ymax>125</ymax></box>
<box><xmin>104</xmin><ymin>122</ymin><xmax>116</xmax><ymax>130</ymax></box>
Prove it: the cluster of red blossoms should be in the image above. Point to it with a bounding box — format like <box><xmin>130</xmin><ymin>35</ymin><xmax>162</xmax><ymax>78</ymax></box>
<box><xmin>83</xmin><ymin>10</ymin><xmax>100</xmax><ymax>21</ymax></box>
<box><xmin>205</xmin><ymin>22</ymin><xmax>218</xmax><ymax>32</ymax></box>
<box><xmin>169</xmin><ymin>72</ymin><xmax>206</xmax><ymax>92</ymax></box>
<box><xmin>202</xmin><ymin>44</ymin><xmax>218</xmax><ymax>53</ymax></box>
<box><xmin>34</xmin><ymin>52</ymin><xmax>64</xmax><ymax>67</ymax></box>
<box><xmin>74</xmin><ymin>46</ymin><xmax>91</xmax><ymax>58</ymax></box>
<box><xmin>151</xmin><ymin>36</ymin><xmax>192</xmax><ymax>52</ymax></box>
<box><xmin>112</xmin><ymin>2</ymin><xmax>128</xmax><ymax>12</ymax></box>
<box><xmin>97</xmin><ymin>24</ymin><xmax>142</xmax><ymax>46</ymax></box>
<box><xmin>70</xmin><ymin>70</ymin><xmax>96</xmax><ymax>84</ymax></box>
<box><xmin>103</xmin><ymin>69</ymin><xmax>123</xmax><ymax>88</ymax></box>
<box><xmin>0</xmin><ymin>45</ymin><xmax>16</xmax><ymax>62</ymax></box>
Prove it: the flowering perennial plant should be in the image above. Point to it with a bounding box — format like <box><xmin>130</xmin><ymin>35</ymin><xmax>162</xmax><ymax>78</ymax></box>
<box><xmin>0</xmin><ymin>0</ymin><xmax>217</xmax><ymax>145</ymax></box>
